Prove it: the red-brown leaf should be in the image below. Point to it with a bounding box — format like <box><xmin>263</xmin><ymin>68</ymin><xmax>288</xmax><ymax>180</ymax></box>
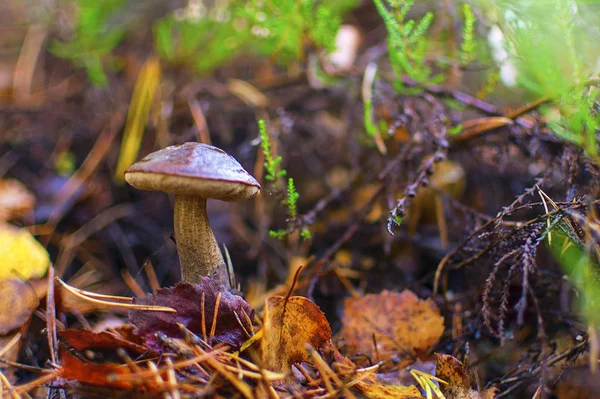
<box><xmin>129</xmin><ymin>280</ymin><xmax>254</xmax><ymax>352</ymax></box>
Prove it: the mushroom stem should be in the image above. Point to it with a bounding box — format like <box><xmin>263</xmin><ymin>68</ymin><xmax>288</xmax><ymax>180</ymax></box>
<box><xmin>173</xmin><ymin>195</ymin><xmax>230</xmax><ymax>289</ymax></box>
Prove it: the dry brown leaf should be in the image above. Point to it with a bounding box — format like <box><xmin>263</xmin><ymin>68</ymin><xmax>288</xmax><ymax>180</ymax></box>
<box><xmin>0</xmin><ymin>278</ymin><xmax>46</xmax><ymax>334</ymax></box>
<box><xmin>555</xmin><ymin>365</ymin><xmax>600</xmax><ymax>399</ymax></box>
<box><xmin>340</xmin><ymin>290</ymin><xmax>444</xmax><ymax>368</ymax></box>
<box><xmin>0</xmin><ymin>179</ymin><xmax>35</xmax><ymax>220</ymax></box>
<box><xmin>261</xmin><ymin>295</ymin><xmax>332</xmax><ymax>374</ymax></box>
<box><xmin>435</xmin><ymin>354</ymin><xmax>497</xmax><ymax>399</ymax></box>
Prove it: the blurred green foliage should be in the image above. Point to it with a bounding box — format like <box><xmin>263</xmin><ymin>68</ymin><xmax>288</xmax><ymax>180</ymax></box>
<box><xmin>54</xmin><ymin>0</ymin><xmax>358</xmax><ymax>84</ymax></box>
<box><xmin>51</xmin><ymin>0</ymin><xmax>126</xmax><ymax>87</ymax></box>
<box><xmin>548</xmin><ymin>220</ymin><xmax>600</xmax><ymax>328</ymax></box>
<box><xmin>487</xmin><ymin>0</ymin><xmax>600</xmax><ymax>157</ymax></box>
<box><xmin>373</xmin><ymin>0</ymin><xmax>440</xmax><ymax>91</ymax></box>
<box><xmin>460</xmin><ymin>3</ymin><xmax>476</xmax><ymax>66</ymax></box>
<box><xmin>156</xmin><ymin>0</ymin><xmax>358</xmax><ymax>72</ymax></box>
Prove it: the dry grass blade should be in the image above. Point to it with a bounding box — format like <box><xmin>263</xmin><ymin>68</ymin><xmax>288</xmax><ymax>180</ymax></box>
<box><xmin>115</xmin><ymin>57</ymin><xmax>161</xmax><ymax>183</ymax></box>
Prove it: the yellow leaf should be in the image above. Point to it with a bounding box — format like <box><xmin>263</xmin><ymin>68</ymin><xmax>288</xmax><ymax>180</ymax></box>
<box><xmin>0</xmin><ymin>226</ymin><xmax>49</xmax><ymax>281</ymax></box>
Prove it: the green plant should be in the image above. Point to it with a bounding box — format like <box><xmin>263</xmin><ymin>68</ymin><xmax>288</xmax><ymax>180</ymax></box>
<box><xmin>460</xmin><ymin>3</ymin><xmax>476</xmax><ymax>66</ymax></box>
<box><xmin>374</xmin><ymin>0</ymin><xmax>439</xmax><ymax>91</ymax></box>
<box><xmin>51</xmin><ymin>0</ymin><xmax>126</xmax><ymax>87</ymax></box>
<box><xmin>284</xmin><ymin>178</ymin><xmax>299</xmax><ymax>219</ymax></box>
<box><xmin>258</xmin><ymin>120</ymin><xmax>311</xmax><ymax>241</ymax></box>
<box><xmin>155</xmin><ymin>0</ymin><xmax>358</xmax><ymax>74</ymax></box>
<box><xmin>258</xmin><ymin>120</ymin><xmax>286</xmax><ymax>184</ymax></box>
<box><xmin>548</xmin><ymin>220</ymin><xmax>600</xmax><ymax>328</ymax></box>
<box><xmin>493</xmin><ymin>0</ymin><xmax>600</xmax><ymax>157</ymax></box>
<box><xmin>268</xmin><ymin>177</ymin><xmax>312</xmax><ymax>241</ymax></box>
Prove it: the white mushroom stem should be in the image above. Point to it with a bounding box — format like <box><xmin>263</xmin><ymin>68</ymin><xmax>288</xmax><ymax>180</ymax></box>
<box><xmin>173</xmin><ymin>195</ymin><xmax>230</xmax><ymax>289</ymax></box>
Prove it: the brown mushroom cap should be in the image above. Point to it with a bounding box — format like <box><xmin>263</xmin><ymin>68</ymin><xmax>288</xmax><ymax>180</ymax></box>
<box><xmin>125</xmin><ymin>142</ymin><xmax>260</xmax><ymax>201</ymax></box>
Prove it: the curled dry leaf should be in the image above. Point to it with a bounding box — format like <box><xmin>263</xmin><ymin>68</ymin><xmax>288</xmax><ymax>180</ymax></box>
<box><xmin>0</xmin><ymin>278</ymin><xmax>46</xmax><ymax>334</ymax></box>
<box><xmin>435</xmin><ymin>354</ymin><xmax>497</xmax><ymax>399</ymax></box>
<box><xmin>261</xmin><ymin>295</ymin><xmax>332</xmax><ymax>374</ymax></box>
<box><xmin>340</xmin><ymin>290</ymin><xmax>444</xmax><ymax>368</ymax></box>
<box><xmin>129</xmin><ymin>279</ymin><xmax>254</xmax><ymax>352</ymax></box>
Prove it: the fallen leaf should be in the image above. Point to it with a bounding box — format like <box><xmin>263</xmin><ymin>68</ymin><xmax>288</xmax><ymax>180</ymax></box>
<box><xmin>340</xmin><ymin>290</ymin><xmax>444</xmax><ymax>368</ymax></box>
<box><xmin>261</xmin><ymin>295</ymin><xmax>332</xmax><ymax>374</ymax></box>
<box><xmin>0</xmin><ymin>179</ymin><xmax>35</xmax><ymax>220</ymax></box>
<box><xmin>451</xmin><ymin>117</ymin><xmax>513</xmax><ymax>143</ymax></box>
<box><xmin>355</xmin><ymin>374</ymin><xmax>423</xmax><ymax>399</ymax></box>
<box><xmin>59</xmin><ymin>346</ymin><xmax>142</xmax><ymax>389</ymax></box>
<box><xmin>0</xmin><ymin>225</ymin><xmax>50</xmax><ymax>281</ymax></box>
<box><xmin>0</xmin><ymin>278</ymin><xmax>46</xmax><ymax>334</ymax></box>
<box><xmin>59</xmin><ymin>329</ymin><xmax>149</xmax><ymax>358</ymax></box>
<box><xmin>129</xmin><ymin>280</ymin><xmax>254</xmax><ymax>352</ymax></box>
<box><xmin>435</xmin><ymin>354</ymin><xmax>497</xmax><ymax>399</ymax></box>
<box><xmin>0</xmin><ymin>332</ymin><xmax>22</xmax><ymax>383</ymax></box>
<box><xmin>555</xmin><ymin>365</ymin><xmax>600</xmax><ymax>399</ymax></box>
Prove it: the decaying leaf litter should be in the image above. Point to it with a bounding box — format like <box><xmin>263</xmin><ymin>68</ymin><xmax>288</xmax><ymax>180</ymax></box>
<box><xmin>1</xmin><ymin>0</ymin><xmax>600</xmax><ymax>398</ymax></box>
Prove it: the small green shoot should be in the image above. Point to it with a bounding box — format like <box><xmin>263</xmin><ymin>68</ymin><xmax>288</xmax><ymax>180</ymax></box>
<box><xmin>460</xmin><ymin>3</ymin><xmax>476</xmax><ymax>66</ymax></box>
<box><xmin>269</xmin><ymin>177</ymin><xmax>311</xmax><ymax>241</ymax></box>
<box><xmin>284</xmin><ymin>178</ymin><xmax>299</xmax><ymax>219</ymax></box>
<box><xmin>259</xmin><ymin>120</ymin><xmax>287</xmax><ymax>184</ymax></box>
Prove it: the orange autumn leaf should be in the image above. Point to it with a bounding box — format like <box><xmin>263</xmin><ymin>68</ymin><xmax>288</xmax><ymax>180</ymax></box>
<box><xmin>435</xmin><ymin>354</ymin><xmax>497</xmax><ymax>399</ymax></box>
<box><xmin>60</xmin><ymin>347</ymin><xmax>142</xmax><ymax>389</ymax></box>
<box><xmin>261</xmin><ymin>295</ymin><xmax>331</xmax><ymax>374</ymax></box>
<box><xmin>340</xmin><ymin>290</ymin><xmax>444</xmax><ymax>368</ymax></box>
<box><xmin>356</xmin><ymin>374</ymin><xmax>423</xmax><ymax>399</ymax></box>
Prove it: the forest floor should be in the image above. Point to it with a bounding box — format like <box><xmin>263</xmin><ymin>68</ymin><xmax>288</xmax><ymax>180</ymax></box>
<box><xmin>1</xmin><ymin>1</ymin><xmax>599</xmax><ymax>398</ymax></box>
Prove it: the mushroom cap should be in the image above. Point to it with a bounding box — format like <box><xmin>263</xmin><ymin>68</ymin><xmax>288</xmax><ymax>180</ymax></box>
<box><xmin>125</xmin><ymin>143</ymin><xmax>261</xmax><ymax>201</ymax></box>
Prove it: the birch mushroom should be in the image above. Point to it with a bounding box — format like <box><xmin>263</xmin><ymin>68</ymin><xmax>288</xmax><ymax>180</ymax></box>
<box><xmin>125</xmin><ymin>142</ymin><xmax>260</xmax><ymax>289</ymax></box>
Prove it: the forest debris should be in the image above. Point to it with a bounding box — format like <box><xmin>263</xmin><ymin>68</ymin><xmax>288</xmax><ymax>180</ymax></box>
<box><xmin>129</xmin><ymin>280</ymin><xmax>255</xmax><ymax>352</ymax></box>
<box><xmin>0</xmin><ymin>178</ymin><xmax>35</xmax><ymax>220</ymax></box>
<box><xmin>435</xmin><ymin>354</ymin><xmax>497</xmax><ymax>399</ymax></box>
<box><xmin>340</xmin><ymin>290</ymin><xmax>444</xmax><ymax>369</ymax></box>
<box><xmin>261</xmin><ymin>295</ymin><xmax>331</xmax><ymax>374</ymax></box>
<box><xmin>59</xmin><ymin>346</ymin><xmax>145</xmax><ymax>389</ymax></box>
<box><xmin>450</xmin><ymin>116</ymin><xmax>513</xmax><ymax>143</ymax></box>
<box><xmin>0</xmin><ymin>278</ymin><xmax>45</xmax><ymax>334</ymax></box>
<box><xmin>0</xmin><ymin>225</ymin><xmax>49</xmax><ymax>281</ymax></box>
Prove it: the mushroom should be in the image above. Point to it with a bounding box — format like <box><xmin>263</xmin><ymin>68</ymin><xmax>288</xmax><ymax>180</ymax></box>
<box><xmin>124</xmin><ymin>142</ymin><xmax>260</xmax><ymax>289</ymax></box>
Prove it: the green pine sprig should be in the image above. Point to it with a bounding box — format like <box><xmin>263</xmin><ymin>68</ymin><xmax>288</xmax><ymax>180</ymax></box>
<box><xmin>258</xmin><ymin>120</ymin><xmax>287</xmax><ymax>183</ymax></box>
